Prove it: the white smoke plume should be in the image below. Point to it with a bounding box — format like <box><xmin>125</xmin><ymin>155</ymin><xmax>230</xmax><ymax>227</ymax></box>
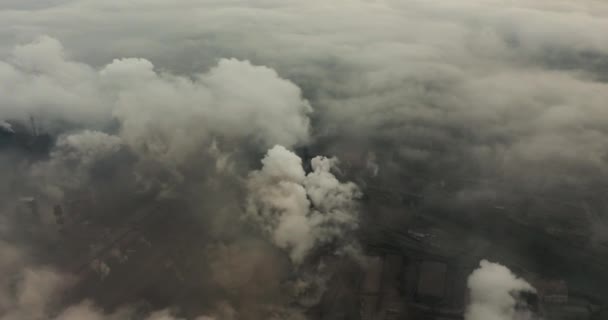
<box><xmin>246</xmin><ymin>145</ymin><xmax>361</xmax><ymax>264</ymax></box>
<box><xmin>466</xmin><ymin>260</ymin><xmax>538</xmax><ymax>320</ymax></box>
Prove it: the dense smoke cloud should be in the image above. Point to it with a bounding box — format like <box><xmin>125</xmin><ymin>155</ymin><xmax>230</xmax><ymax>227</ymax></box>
<box><xmin>466</xmin><ymin>260</ymin><xmax>537</xmax><ymax>320</ymax></box>
<box><xmin>2</xmin><ymin>0</ymin><xmax>608</xmax><ymax>319</ymax></box>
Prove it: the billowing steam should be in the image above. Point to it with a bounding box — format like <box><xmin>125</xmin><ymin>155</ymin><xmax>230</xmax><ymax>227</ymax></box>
<box><xmin>466</xmin><ymin>260</ymin><xmax>537</xmax><ymax>320</ymax></box>
<box><xmin>246</xmin><ymin>145</ymin><xmax>361</xmax><ymax>264</ymax></box>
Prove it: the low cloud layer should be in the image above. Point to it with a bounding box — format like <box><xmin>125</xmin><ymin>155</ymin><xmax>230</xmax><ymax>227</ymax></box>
<box><xmin>2</xmin><ymin>0</ymin><xmax>608</xmax><ymax>318</ymax></box>
<box><xmin>2</xmin><ymin>36</ymin><xmax>311</xmax><ymax>151</ymax></box>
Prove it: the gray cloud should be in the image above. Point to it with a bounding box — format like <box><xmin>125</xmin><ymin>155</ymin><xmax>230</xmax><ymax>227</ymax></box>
<box><xmin>2</xmin><ymin>36</ymin><xmax>311</xmax><ymax>149</ymax></box>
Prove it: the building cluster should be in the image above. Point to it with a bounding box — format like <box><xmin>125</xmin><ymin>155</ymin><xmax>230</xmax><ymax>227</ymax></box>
<box><xmin>358</xmin><ymin>253</ymin><xmax>468</xmax><ymax>320</ymax></box>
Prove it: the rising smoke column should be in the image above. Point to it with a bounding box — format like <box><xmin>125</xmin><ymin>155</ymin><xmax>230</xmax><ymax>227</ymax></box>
<box><xmin>246</xmin><ymin>145</ymin><xmax>361</xmax><ymax>264</ymax></box>
<box><xmin>466</xmin><ymin>260</ymin><xmax>538</xmax><ymax>320</ymax></box>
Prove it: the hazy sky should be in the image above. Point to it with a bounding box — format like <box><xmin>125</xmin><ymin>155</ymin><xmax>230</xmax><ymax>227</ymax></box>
<box><xmin>3</xmin><ymin>0</ymin><xmax>608</xmax><ymax>196</ymax></box>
